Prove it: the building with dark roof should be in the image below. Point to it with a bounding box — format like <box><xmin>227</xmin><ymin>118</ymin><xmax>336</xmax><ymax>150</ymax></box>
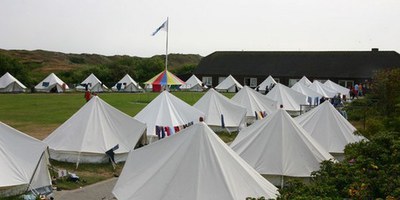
<box><xmin>193</xmin><ymin>49</ymin><xmax>400</xmax><ymax>88</ymax></box>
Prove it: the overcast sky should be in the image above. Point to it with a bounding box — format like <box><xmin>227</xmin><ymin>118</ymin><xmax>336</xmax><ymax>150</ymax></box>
<box><xmin>1</xmin><ymin>0</ymin><xmax>399</xmax><ymax>57</ymax></box>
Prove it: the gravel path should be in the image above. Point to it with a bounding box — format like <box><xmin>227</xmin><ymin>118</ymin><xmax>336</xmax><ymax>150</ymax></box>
<box><xmin>53</xmin><ymin>178</ymin><xmax>117</xmax><ymax>200</ymax></box>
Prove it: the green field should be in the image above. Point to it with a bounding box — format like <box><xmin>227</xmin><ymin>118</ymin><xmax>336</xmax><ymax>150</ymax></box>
<box><xmin>0</xmin><ymin>91</ymin><xmax>234</xmax><ymax>140</ymax></box>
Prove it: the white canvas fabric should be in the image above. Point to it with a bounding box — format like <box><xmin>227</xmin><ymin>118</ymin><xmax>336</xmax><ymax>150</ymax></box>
<box><xmin>309</xmin><ymin>80</ymin><xmax>338</xmax><ymax>98</ymax></box>
<box><xmin>324</xmin><ymin>80</ymin><xmax>350</xmax><ymax>97</ymax></box>
<box><xmin>193</xmin><ymin>88</ymin><xmax>247</xmax><ymax>131</ymax></box>
<box><xmin>295</xmin><ymin>101</ymin><xmax>365</xmax><ymax>158</ymax></box>
<box><xmin>43</xmin><ymin>96</ymin><xmax>146</xmax><ymax>164</ymax></box>
<box><xmin>291</xmin><ymin>82</ymin><xmax>323</xmax><ymax>105</ymax></box>
<box><xmin>298</xmin><ymin>76</ymin><xmax>312</xmax><ymax>87</ymax></box>
<box><xmin>180</xmin><ymin>75</ymin><xmax>207</xmax><ymax>91</ymax></box>
<box><xmin>0</xmin><ymin>122</ymin><xmax>51</xmax><ymax>197</ymax></box>
<box><xmin>0</xmin><ymin>72</ymin><xmax>26</xmax><ymax>93</ymax></box>
<box><xmin>112</xmin><ymin>74</ymin><xmax>143</xmax><ymax>92</ymax></box>
<box><xmin>112</xmin><ymin>123</ymin><xmax>278</xmax><ymax>200</ymax></box>
<box><xmin>215</xmin><ymin>75</ymin><xmax>243</xmax><ymax>93</ymax></box>
<box><xmin>76</xmin><ymin>73</ymin><xmax>108</xmax><ymax>92</ymax></box>
<box><xmin>258</xmin><ymin>75</ymin><xmax>277</xmax><ymax>93</ymax></box>
<box><xmin>134</xmin><ymin>91</ymin><xmax>204</xmax><ymax>139</ymax></box>
<box><xmin>266</xmin><ymin>83</ymin><xmax>308</xmax><ymax>111</ymax></box>
<box><xmin>231</xmin><ymin>109</ymin><xmax>333</xmax><ymax>185</ymax></box>
<box><xmin>232</xmin><ymin>86</ymin><xmax>277</xmax><ymax>123</ymax></box>
<box><xmin>35</xmin><ymin>73</ymin><xmax>69</xmax><ymax>93</ymax></box>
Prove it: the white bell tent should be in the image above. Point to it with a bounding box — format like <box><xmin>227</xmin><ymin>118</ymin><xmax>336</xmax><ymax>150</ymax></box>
<box><xmin>231</xmin><ymin>86</ymin><xmax>278</xmax><ymax>124</ymax></box>
<box><xmin>0</xmin><ymin>72</ymin><xmax>26</xmax><ymax>93</ymax></box>
<box><xmin>297</xmin><ymin>76</ymin><xmax>312</xmax><ymax>87</ymax></box>
<box><xmin>0</xmin><ymin>122</ymin><xmax>51</xmax><ymax>197</ymax></box>
<box><xmin>75</xmin><ymin>73</ymin><xmax>108</xmax><ymax>92</ymax></box>
<box><xmin>134</xmin><ymin>91</ymin><xmax>204</xmax><ymax>142</ymax></box>
<box><xmin>231</xmin><ymin>109</ymin><xmax>334</xmax><ymax>187</ymax></box>
<box><xmin>309</xmin><ymin>80</ymin><xmax>338</xmax><ymax>98</ymax></box>
<box><xmin>43</xmin><ymin>96</ymin><xmax>147</xmax><ymax>165</ymax></box>
<box><xmin>112</xmin><ymin>123</ymin><xmax>278</xmax><ymax>200</ymax></box>
<box><xmin>257</xmin><ymin>75</ymin><xmax>277</xmax><ymax>93</ymax></box>
<box><xmin>34</xmin><ymin>73</ymin><xmax>69</xmax><ymax>93</ymax></box>
<box><xmin>291</xmin><ymin>82</ymin><xmax>323</xmax><ymax>105</ymax></box>
<box><xmin>112</xmin><ymin>74</ymin><xmax>143</xmax><ymax>92</ymax></box>
<box><xmin>180</xmin><ymin>74</ymin><xmax>207</xmax><ymax>91</ymax></box>
<box><xmin>295</xmin><ymin>101</ymin><xmax>366</xmax><ymax>160</ymax></box>
<box><xmin>324</xmin><ymin>80</ymin><xmax>350</xmax><ymax>98</ymax></box>
<box><xmin>215</xmin><ymin>75</ymin><xmax>243</xmax><ymax>93</ymax></box>
<box><xmin>193</xmin><ymin>88</ymin><xmax>247</xmax><ymax>132</ymax></box>
<box><xmin>265</xmin><ymin>83</ymin><xmax>308</xmax><ymax>114</ymax></box>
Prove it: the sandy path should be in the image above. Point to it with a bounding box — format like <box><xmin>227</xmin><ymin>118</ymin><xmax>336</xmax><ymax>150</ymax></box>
<box><xmin>53</xmin><ymin>177</ymin><xmax>117</xmax><ymax>200</ymax></box>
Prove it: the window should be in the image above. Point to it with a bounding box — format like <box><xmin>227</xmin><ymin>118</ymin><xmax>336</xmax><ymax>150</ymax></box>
<box><xmin>244</xmin><ymin>77</ymin><xmax>257</xmax><ymax>87</ymax></box>
<box><xmin>202</xmin><ymin>77</ymin><xmax>212</xmax><ymax>86</ymax></box>
<box><xmin>218</xmin><ymin>77</ymin><xmax>226</xmax><ymax>84</ymax></box>
<box><xmin>338</xmin><ymin>80</ymin><xmax>354</xmax><ymax>88</ymax></box>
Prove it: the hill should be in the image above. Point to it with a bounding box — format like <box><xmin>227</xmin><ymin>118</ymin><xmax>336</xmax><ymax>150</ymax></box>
<box><xmin>0</xmin><ymin>49</ymin><xmax>202</xmax><ymax>87</ymax></box>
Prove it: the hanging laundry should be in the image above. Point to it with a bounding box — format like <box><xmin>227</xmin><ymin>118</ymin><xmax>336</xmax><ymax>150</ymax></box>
<box><xmin>161</xmin><ymin>127</ymin><xmax>165</xmax><ymax>138</ymax></box>
<box><xmin>255</xmin><ymin>111</ymin><xmax>258</xmax><ymax>120</ymax></box>
<box><xmin>174</xmin><ymin>126</ymin><xmax>180</xmax><ymax>133</ymax></box>
<box><xmin>165</xmin><ymin>127</ymin><xmax>170</xmax><ymax>136</ymax></box>
<box><xmin>155</xmin><ymin>126</ymin><xmax>161</xmax><ymax>139</ymax></box>
<box><xmin>170</xmin><ymin>126</ymin><xmax>175</xmax><ymax>135</ymax></box>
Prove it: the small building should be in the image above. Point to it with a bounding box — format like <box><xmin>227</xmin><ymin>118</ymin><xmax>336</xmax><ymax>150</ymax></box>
<box><xmin>194</xmin><ymin>49</ymin><xmax>400</xmax><ymax>88</ymax></box>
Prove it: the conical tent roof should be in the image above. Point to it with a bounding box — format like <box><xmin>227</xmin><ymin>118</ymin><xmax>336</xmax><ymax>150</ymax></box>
<box><xmin>309</xmin><ymin>80</ymin><xmax>337</xmax><ymax>98</ymax></box>
<box><xmin>215</xmin><ymin>75</ymin><xmax>243</xmax><ymax>92</ymax></box>
<box><xmin>112</xmin><ymin>123</ymin><xmax>278</xmax><ymax>200</ymax></box>
<box><xmin>112</xmin><ymin>74</ymin><xmax>143</xmax><ymax>92</ymax></box>
<box><xmin>43</xmin><ymin>96</ymin><xmax>146</xmax><ymax>163</ymax></box>
<box><xmin>258</xmin><ymin>75</ymin><xmax>277</xmax><ymax>92</ymax></box>
<box><xmin>295</xmin><ymin>101</ymin><xmax>365</xmax><ymax>155</ymax></box>
<box><xmin>232</xmin><ymin>86</ymin><xmax>277</xmax><ymax>117</ymax></box>
<box><xmin>231</xmin><ymin>109</ymin><xmax>333</xmax><ymax>178</ymax></box>
<box><xmin>193</xmin><ymin>88</ymin><xmax>247</xmax><ymax>129</ymax></box>
<box><xmin>298</xmin><ymin>76</ymin><xmax>312</xmax><ymax>87</ymax></box>
<box><xmin>35</xmin><ymin>73</ymin><xmax>69</xmax><ymax>92</ymax></box>
<box><xmin>291</xmin><ymin>82</ymin><xmax>323</xmax><ymax>104</ymax></box>
<box><xmin>324</xmin><ymin>80</ymin><xmax>350</xmax><ymax>96</ymax></box>
<box><xmin>134</xmin><ymin>91</ymin><xmax>204</xmax><ymax>136</ymax></box>
<box><xmin>0</xmin><ymin>72</ymin><xmax>26</xmax><ymax>92</ymax></box>
<box><xmin>76</xmin><ymin>73</ymin><xmax>108</xmax><ymax>92</ymax></box>
<box><xmin>266</xmin><ymin>83</ymin><xmax>307</xmax><ymax>111</ymax></box>
<box><xmin>180</xmin><ymin>74</ymin><xmax>207</xmax><ymax>91</ymax></box>
<box><xmin>0</xmin><ymin>122</ymin><xmax>50</xmax><ymax>196</ymax></box>
<box><xmin>145</xmin><ymin>70</ymin><xmax>185</xmax><ymax>86</ymax></box>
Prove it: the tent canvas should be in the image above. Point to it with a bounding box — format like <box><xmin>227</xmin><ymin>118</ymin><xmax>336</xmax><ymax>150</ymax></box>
<box><xmin>134</xmin><ymin>91</ymin><xmax>204</xmax><ymax>142</ymax></box>
<box><xmin>230</xmin><ymin>109</ymin><xmax>334</xmax><ymax>186</ymax></box>
<box><xmin>291</xmin><ymin>82</ymin><xmax>323</xmax><ymax>105</ymax></box>
<box><xmin>215</xmin><ymin>75</ymin><xmax>243</xmax><ymax>93</ymax></box>
<box><xmin>43</xmin><ymin>96</ymin><xmax>146</xmax><ymax>165</ymax></box>
<box><xmin>179</xmin><ymin>74</ymin><xmax>207</xmax><ymax>91</ymax></box>
<box><xmin>298</xmin><ymin>76</ymin><xmax>312</xmax><ymax>87</ymax></box>
<box><xmin>308</xmin><ymin>80</ymin><xmax>338</xmax><ymax>98</ymax></box>
<box><xmin>144</xmin><ymin>70</ymin><xmax>185</xmax><ymax>92</ymax></box>
<box><xmin>266</xmin><ymin>83</ymin><xmax>308</xmax><ymax>112</ymax></box>
<box><xmin>231</xmin><ymin>86</ymin><xmax>277</xmax><ymax>123</ymax></box>
<box><xmin>193</xmin><ymin>88</ymin><xmax>247</xmax><ymax>131</ymax></box>
<box><xmin>0</xmin><ymin>122</ymin><xmax>51</xmax><ymax>197</ymax></box>
<box><xmin>295</xmin><ymin>101</ymin><xmax>365</xmax><ymax>160</ymax></box>
<box><xmin>112</xmin><ymin>74</ymin><xmax>143</xmax><ymax>92</ymax></box>
<box><xmin>34</xmin><ymin>73</ymin><xmax>69</xmax><ymax>93</ymax></box>
<box><xmin>112</xmin><ymin>123</ymin><xmax>278</xmax><ymax>200</ymax></box>
<box><xmin>0</xmin><ymin>72</ymin><xmax>26</xmax><ymax>93</ymax></box>
<box><xmin>324</xmin><ymin>80</ymin><xmax>350</xmax><ymax>97</ymax></box>
<box><xmin>257</xmin><ymin>75</ymin><xmax>277</xmax><ymax>93</ymax></box>
<box><xmin>75</xmin><ymin>73</ymin><xmax>108</xmax><ymax>92</ymax></box>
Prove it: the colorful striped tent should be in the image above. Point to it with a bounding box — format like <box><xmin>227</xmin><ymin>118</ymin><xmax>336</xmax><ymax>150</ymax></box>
<box><xmin>144</xmin><ymin>70</ymin><xmax>185</xmax><ymax>92</ymax></box>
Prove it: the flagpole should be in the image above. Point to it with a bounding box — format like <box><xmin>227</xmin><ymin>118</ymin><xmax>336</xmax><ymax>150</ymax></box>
<box><xmin>165</xmin><ymin>17</ymin><xmax>169</xmax><ymax>71</ymax></box>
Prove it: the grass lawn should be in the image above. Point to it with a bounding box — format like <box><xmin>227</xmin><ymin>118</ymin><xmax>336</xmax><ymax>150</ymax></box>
<box><xmin>0</xmin><ymin>91</ymin><xmax>236</xmax><ymax>191</ymax></box>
